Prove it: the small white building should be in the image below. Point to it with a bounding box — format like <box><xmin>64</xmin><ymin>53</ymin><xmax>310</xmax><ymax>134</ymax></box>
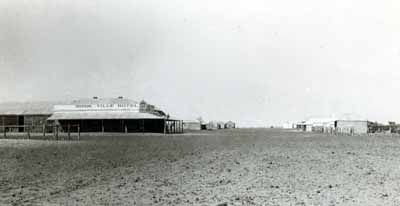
<box><xmin>183</xmin><ymin>120</ymin><xmax>201</xmax><ymax>130</ymax></box>
<box><xmin>335</xmin><ymin>120</ymin><xmax>368</xmax><ymax>134</ymax></box>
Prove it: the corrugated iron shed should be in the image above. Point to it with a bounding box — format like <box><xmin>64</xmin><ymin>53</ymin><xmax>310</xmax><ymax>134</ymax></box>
<box><xmin>0</xmin><ymin>101</ymin><xmax>66</xmax><ymax>115</ymax></box>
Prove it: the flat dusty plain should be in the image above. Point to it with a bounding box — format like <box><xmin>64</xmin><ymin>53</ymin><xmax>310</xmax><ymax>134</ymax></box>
<box><xmin>1</xmin><ymin>129</ymin><xmax>400</xmax><ymax>206</ymax></box>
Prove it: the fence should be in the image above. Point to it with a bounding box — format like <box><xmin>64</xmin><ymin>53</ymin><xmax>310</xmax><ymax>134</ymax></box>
<box><xmin>0</xmin><ymin>124</ymin><xmax>80</xmax><ymax>140</ymax></box>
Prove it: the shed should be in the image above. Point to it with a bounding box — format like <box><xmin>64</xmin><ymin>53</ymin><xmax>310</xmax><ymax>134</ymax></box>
<box><xmin>335</xmin><ymin>120</ymin><xmax>368</xmax><ymax>134</ymax></box>
<box><xmin>183</xmin><ymin>120</ymin><xmax>201</xmax><ymax>130</ymax></box>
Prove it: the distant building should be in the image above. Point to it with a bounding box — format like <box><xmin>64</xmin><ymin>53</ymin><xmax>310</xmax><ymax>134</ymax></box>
<box><xmin>200</xmin><ymin>123</ymin><xmax>208</xmax><ymax>130</ymax></box>
<box><xmin>207</xmin><ymin>121</ymin><xmax>219</xmax><ymax>130</ymax></box>
<box><xmin>0</xmin><ymin>101</ymin><xmax>62</xmax><ymax>132</ymax></box>
<box><xmin>183</xmin><ymin>120</ymin><xmax>201</xmax><ymax>130</ymax></box>
<box><xmin>224</xmin><ymin>121</ymin><xmax>236</xmax><ymax>129</ymax></box>
<box><xmin>217</xmin><ymin>121</ymin><xmax>225</xmax><ymax>129</ymax></box>
<box><xmin>296</xmin><ymin>118</ymin><xmax>336</xmax><ymax>132</ymax></box>
<box><xmin>335</xmin><ymin>120</ymin><xmax>368</xmax><ymax>134</ymax></box>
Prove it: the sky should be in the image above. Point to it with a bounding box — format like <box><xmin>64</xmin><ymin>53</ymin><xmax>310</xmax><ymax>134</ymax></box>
<box><xmin>1</xmin><ymin>0</ymin><xmax>400</xmax><ymax>127</ymax></box>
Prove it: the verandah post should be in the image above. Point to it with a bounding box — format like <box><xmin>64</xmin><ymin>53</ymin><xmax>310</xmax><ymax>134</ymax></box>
<box><xmin>163</xmin><ymin>119</ymin><xmax>166</xmax><ymax>135</ymax></box>
<box><xmin>142</xmin><ymin>119</ymin><xmax>145</xmax><ymax>134</ymax></box>
<box><xmin>27</xmin><ymin>125</ymin><xmax>30</xmax><ymax>139</ymax></box>
<box><xmin>43</xmin><ymin>124</ymin><xmax>46</xmax><ymax>137</ymax></box>
<box><xmin>77</xmin><ymin>125</ymin><xmax>80</xmax><ymax>141</ymax></box>
<box><xmin>68</xmin><ymin>123</ymin><xmax>71</xmax><ymax>140</ymax></box>
<box><xmin>102</xmin><ymin>120</ymin><xmax>104</xmax><ymax>133</ymax></box>
<box><xmin>2</xmin><ymin>116</ymin><xmax>4</xmax><ymax>138</ymax></box>
<box><xmin>56</xmin><ymin>125</ymin><xmax>59</xmax><ymax>140</ymax></box>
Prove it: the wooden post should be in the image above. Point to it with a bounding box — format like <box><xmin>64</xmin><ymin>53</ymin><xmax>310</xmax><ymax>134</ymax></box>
<box><xmin>27</xmin><ymin>126</ymin><xmax>30</xmax><ymax>139</ymax></box>
<box><xmin>56</xmin><ymin>125</ymin><xmax>59</xmax><ymax>140</ymax></box>
<box><xmin>43</xmin><ymin>124</ymin><xmax>46</xmax><ymax>137</ymax></box>
<box><xmin>3</xmin><ymin>126</ymin><xmax>6</xmax><ymax>138</ymax></box>
<box><xmin>77</xmin><ymin>125</ymin><xmax>80</xmax><ymax>141</ymax></box>
<box><xmin>102</xmin><ymin>120</ymin><xmax>104</xmax><ymax>133</ymax></box>
<box><xmin>67</xmin><ymin>123</ymin><xmax>71</xmax><ymax>140</ymax></box>
<box><xmin>142</xmin><ymin>119</ymin><xmax>145</xmax><ymax>134</ymax></box>
<box><xmin>125</xmin><ymin>124</ymin><xmax>127</xmax><ymax>134</ymax></box>
<box><xmin>2</xmin><ymin>116</ymin><xmax>4</xmax><ymax>136</ymax></box>
<box><xmin>163</xmin><ymin>119</ymin><xmax>166</xmax><ymax>135</ymax></box>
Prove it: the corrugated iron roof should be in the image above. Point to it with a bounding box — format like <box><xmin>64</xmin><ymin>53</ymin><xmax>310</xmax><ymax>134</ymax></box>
<box><xmin>0</xmin><ymin>97</ymin><xmax>140</xmax><ymax>115</ymax></box>
<box><xmin>70</xmin><ymin>97</ymin><xmax>139</xmax><ymax>105</ymax></box>
<box><xmin>48</xmin><ymin>111</ymin><xmax>165</xmax><ymax>120</ymax></box>
<box><xmin>0</xmin><ymin>101</ymin><xmax>67</xmax><ymax>115</ymax></box>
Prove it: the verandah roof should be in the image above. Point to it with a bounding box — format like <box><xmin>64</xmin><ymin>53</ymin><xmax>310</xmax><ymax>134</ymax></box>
<box><xmin>48</xmin><ymin>111</ymin><xmax>165</xmax><ymax>120</ymax></box>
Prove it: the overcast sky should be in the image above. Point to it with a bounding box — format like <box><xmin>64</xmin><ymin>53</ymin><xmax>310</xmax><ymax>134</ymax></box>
<box><xmin>1</xmin><ymin>0</ymin><xmax>400</xmax><ymax>127</ymax></box>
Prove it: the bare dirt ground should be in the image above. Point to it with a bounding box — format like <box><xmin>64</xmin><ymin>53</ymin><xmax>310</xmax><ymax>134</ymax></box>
<box><xmin>2</xmin><ymin>129</ymin><xmax>400</xmax><ymax>206</ymax></box>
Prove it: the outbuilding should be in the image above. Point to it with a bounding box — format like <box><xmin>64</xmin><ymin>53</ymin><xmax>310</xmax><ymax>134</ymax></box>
<box><xmin>335</xmin><ymin>120</ymin><xmax>368</xmax><ymax>134</ymax></box>
<box><xmin>224</xmin><ymin>121</ymin><xmax>236</xmax><ymax>129</ymax></box>
<box><xmin>182</xmin><ymin>120</ymin><xmax>201</xmax><ymax>131</ymax></box>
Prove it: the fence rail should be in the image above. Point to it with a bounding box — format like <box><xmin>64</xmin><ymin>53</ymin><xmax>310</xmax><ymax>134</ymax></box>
<box><xmin>0</xmin><ymin>124</ymin><xmax>80</xmax><ymax>140</ymax></box>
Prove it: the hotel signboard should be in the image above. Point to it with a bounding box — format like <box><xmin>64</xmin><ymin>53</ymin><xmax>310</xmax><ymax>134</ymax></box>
<box><xmin>54</xmin><ymin>103</ymin><xmax>140</xmax><ymax>112</ymax></box>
